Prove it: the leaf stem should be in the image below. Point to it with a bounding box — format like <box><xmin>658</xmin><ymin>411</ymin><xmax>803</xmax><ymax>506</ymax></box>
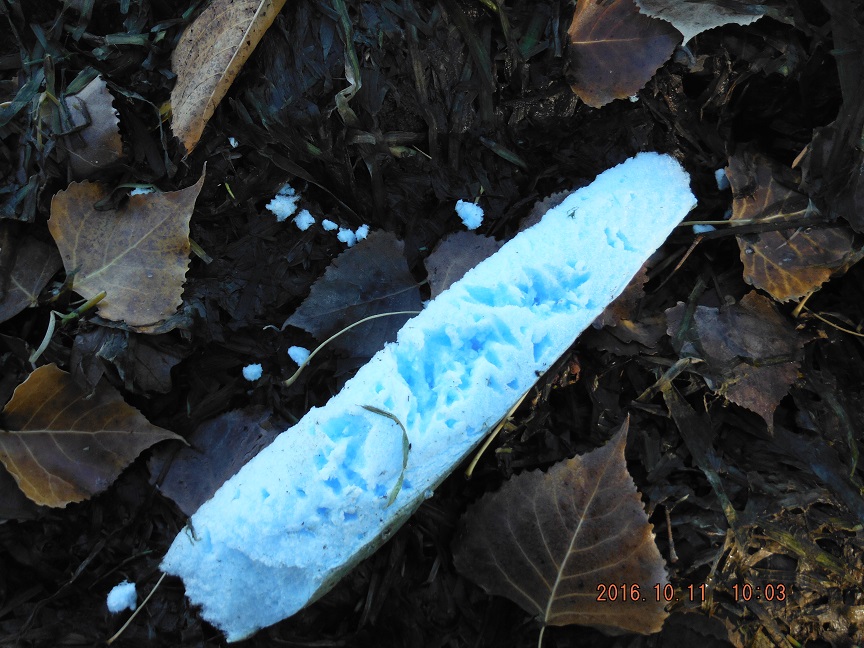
<box><xmin>282</xmin><ymin>310</ymin><xmax>421</xmax><ymax>387</ymax></box>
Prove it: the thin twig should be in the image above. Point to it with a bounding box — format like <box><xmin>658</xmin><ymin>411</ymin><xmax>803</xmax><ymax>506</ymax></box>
<box><xmin>107</xmin><ymin>572</ymin><xmax>166</xmax><ymax>645</ymax></box>
<box><xmin>800</xmin><ymin>305</ymin><xmax>864</xmax><ymax>338</ymax></box>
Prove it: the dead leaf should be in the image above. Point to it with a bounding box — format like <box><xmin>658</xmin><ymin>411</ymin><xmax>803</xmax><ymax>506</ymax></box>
<box><xmin>794</xmin><ymin>123</ymin><xmax>864</xmax><ymax>234</ymax></box>
<box><xmin>567</xmin><ymin>0</ymin><xmax>680</xmax><ymax>108</ymax></box>
<box><xmin>0</xmin><ymin>364</ymin><xmax>183</xmax><ymax>508</ymax></box>
<box><xmin>521</xmin><ymin>189</ymin><xmax>577</xmax><ymax>231</ymax></box>
<box><xmin>70</xmin><ymin>327</ymin><xmax>187</xmax><ymax>394</ymax></box>
<box><xmin>424</xmin><ymin>232</ymin><xmax>503</xmax><ymax>298</ymax></box>
<box><xmin>62</xmin><ymin>75</ymin><xmax>123</xmax><ymax>179</ymax></box>
<box><xmin>48</xmin><ymin>171</ymin><xmax>205</xmax><ymax>328</ymax></box>
<box><xmin>635</xmin><ymin>0</ymin><xmax>766</xmax><ymax>43</ymax></box>
<box><xmin>665</xmin><ymin>292</ymin><xmax>805</xmax><ymax>428</ymax></box>
<box><xmin>170</xmin><ymin>0</ymin><xmax>288</xmax><ymax>153</ymax></box>
<box><xmin>727</xmin><ymin>151</ymin><xmax>863</xmax><ymax>302</ymax></box>
<box><xmin>283</xmin><ymin>231</ymin><xmax>422</xmax><ymax>361</ymax></box>
<box><xmin>0</xmin><ymin>229</ymin><xmax>62</xmax><ymax>324</ymax></box>
<box><xmin>148</xmin><ymin>407</ymin><xmax>283</xmax><ymax>516</ymax></box>
<box><xmin>593</xmin><ymin>262</ymin><xmax>649</xmax><ymax>328</ymax></box>
<box><xmin>453</xmin><ymin>419</ymin><xmax>669</xmax><ymax>635</ymax></box>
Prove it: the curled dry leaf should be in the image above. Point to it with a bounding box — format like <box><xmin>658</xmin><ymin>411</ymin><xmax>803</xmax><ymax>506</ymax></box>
<box><xmin>567</xmin><ymin>0</ymin><xmax>680</xmax><ymax>108</ymax></box>
<box><xmin>635</xmin><ymin>0</ymin><xmax>766</xmax><ymax>43</ymax></box>
<box><xmin>0</xmin><ymin>228</ymin><xmax>62</xmax><ymax>325</ymax></box>
<box><xmin>171</xmin><ymin>0</ymin><xmax>288</xmax><ymax>153</ymax></box>
<box><xmin>665</xmin><ymin>291</ymin><xmax>805</xmax><ymax>429</ymax></box>
<box><xmin>0</xmin><ymin>364</ymin><xmax>182</xmax><ymax>508</ymax></box>
<box><xmin>453</xmin><ymin>419</ymin><xmax>669</xmax><ymax>635</ymax></box>
<box><xmin>63</xmin><ymin>75</ymin><xmax>123</xmax><ymax>179</ymax></box>
<box><xmin>283</xmin><ymin>231</ymin><xmax>422</xmax><ymax>361</ymax></box>
<box><xmin>727</xmin><ymin>152</ymin><xmax>863</xmax><ymax>302</ymax></box>
<box><xmin>48</xmin><ymin>171</ymin><xmax>205</xmax><ymax>328</ymax></box>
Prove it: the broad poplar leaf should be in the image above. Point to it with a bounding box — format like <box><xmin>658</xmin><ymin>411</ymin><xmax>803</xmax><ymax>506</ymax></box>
<box><xmin>0</xmin><ymin>364</ymin><xmax>183</xmax><ymax>508</ymax></box>
<box><xmin>48</xmin><ymin>171</ymin><xmax>205</xmax><ymax>328</ymax></box>
<box><xmin>424</xmin><ymin>232</ymin><xmax>503</xmax><ymax>298</ymax></box>
<box><xmin>171</xmin><ymin>0</ymin><xmax>288</xmax><ymax>153</ymax></box>
<box><xmin>635</xmin><ymin>0</ymin><xmax>766</xmax><ymax>43</ymax></box>
<box><xmin>148</xmin><ymin>407</ymin><xmax>281</xmax><ymax>516</ymax></box>
<box><xmin>567</xmin><ymin>0</ymin><xmax>680</xmax><ymax>108</ymax></box>
<box><xmin>63</xmin><ymin>75</ymin><xmax>123</xmax><ymax>179</ymax></box>
<box><xmin>453</xmin><ymin>419</ymin><xmax>669</xmax><ymax>635</ymax></box>
<box><xmin>283</xmin><ymin>231</ymin><xmax>422</xmax><ymax>360</ymax></box>
<box><xmin>727</xmin><ymin>152</ymin><xmax>863</xmax><ymax>302</ymax></box>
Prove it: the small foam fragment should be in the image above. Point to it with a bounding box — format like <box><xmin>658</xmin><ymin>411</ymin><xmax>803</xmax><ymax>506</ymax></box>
<box><xmin>242</xmin><ymin>364</ymin><xmax>263</xmax><ymax>381</ymax></box>
<box><xmin>455</xmin><ymin>200</ymin><xmax>483</xmax><ymax>230</ymax></box>
<box><xmin>106</xmin><ymin>581</ymin><xmax>137</xmax><ymax>613</ymax></box>
<box><xmin>715</xmin><ymin>168</ymin><xmax>730</xmax><ymax>190</ymax></box>
<box><xmin>337</xmin><ymin>228</ymin><xmax>357</xmax><ymax>247</ymax></box>
<box><xmin>355</xmin><ymin>224</ymin><xmax>369</xmax><ymax>241</ymax></box>
<box><xmin>288</xmin><ymin>346</ymin><xmax>310</xmax><ymax>365</ymax></box>
<box><xmin>130</xmin><ymin>187</ymin><xmax>154</xmax><ymax>196</ymax></box>
<box><xmin>693</xmin><ymin>224</ymin><xmax>716</xmax><ymax>234</ymax></box>
<box><xmin>321</xmin><ymin>219</ymin><xmax>338</xmax><ymax>231</ymax></box>
<box><xmin>267</xmin><ymin>184</ymin><xmax>300</xmax><ymax>222</ymax></box>
<box><xmin>293</xmin><ymin>210</ymin><xmax>315</xmax><ymax>231</ymax></box>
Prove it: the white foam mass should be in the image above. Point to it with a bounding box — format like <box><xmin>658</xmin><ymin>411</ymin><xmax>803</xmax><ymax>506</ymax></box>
<box><xmin>106</xmin><ymin>581</ymin><xmax>137</xmax><ymax>613</ymax></box>
<box><xmin>161</xmin><ymin>153</ymin><xmax>697</xmax><ymax>641</ymax></box>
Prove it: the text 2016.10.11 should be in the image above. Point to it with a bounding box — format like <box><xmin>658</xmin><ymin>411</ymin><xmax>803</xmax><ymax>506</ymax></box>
<box><xmin>595</xmin><ymin>583</ymin><xmax>709</xmax><ymax>603</ymax></box>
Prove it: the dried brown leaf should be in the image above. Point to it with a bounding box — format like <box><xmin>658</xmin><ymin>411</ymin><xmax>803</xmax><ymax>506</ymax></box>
<box><xmin>283</xmin><ymin>231</ymin><xmax>422</xmax><ymax>360</ymax></box>
<box><xmin>148</xmin><ymin>407</ymin><xmax>282</xmax><ymax>516</ymax></box>
<box><xmin>728</xmin><ymin>152</ymin><xmax>863</xmax><ymax>302</ymax></box>
<box><xmin>63</xmin><ymin>75</ymin><xmax>123</xmax><ymax>179</ymax></box>
<box><xmin>453</xmin><ymin>419</ymin><xmax>668</xmax><ymax>635</ymax></box>
<box><xmin>0</xmin><ymin>230</ymin><xmax>62</xmax><ymax>324</ymax></box>
<box><xmin>567</xmin><ymin>0</ymin><xmax>680</xmax><ymax>108</ymax></box>
<box><xmin>70</xmin><ymin>327</ymin><xmax>187</xmax><ymax>394</ymax></box>
<box><xmin>171</xmin><ymin>0</ymin><xmax>288</xmax><ymax>153</ymax></box>
<box><xmin>635</xmin><ymin>0</ymin><xmax>766</xmax><ymax>43</ymax></box>
<box><xmin>665</xmin><ymin>292</ymin><xmax>805</xmax><ymax>428</ymax></box>
<box><xmin>593</xmin><ymin>262</ymin><xmax>649</xmax><ymax>328</ymax></box>
<box><xmin>424</xmin><ymin>232</ymin><xmax>503</xmax><ymax>298</ymax></box>
<box><xmin>0</xmin><ymin>364</ymin><xmax>182</xmax><ymax>508</ymax></box>
<box><xmin>48</xmin><ymin>171</ymin><xmax>204</xmax><ymax>328</ymax></box>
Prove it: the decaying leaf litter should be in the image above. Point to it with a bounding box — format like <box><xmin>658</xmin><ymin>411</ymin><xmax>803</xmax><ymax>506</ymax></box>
<box><xmin>1</xmin><ymin>0</ymin><xmax>864</xmax><ymax>646</ymax></box>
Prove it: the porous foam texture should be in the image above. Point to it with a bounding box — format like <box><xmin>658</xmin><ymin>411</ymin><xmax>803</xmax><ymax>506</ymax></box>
<box><xmin>161</xmin><ymin>152</ymin><xmax>696</xmax><ymax>641</ymax></box>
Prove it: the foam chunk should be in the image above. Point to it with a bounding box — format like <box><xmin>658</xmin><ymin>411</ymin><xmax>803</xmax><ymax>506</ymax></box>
<box><xmin>106</xmin><ymin>581</ymin><xmax>137</xmax><ymax>613</ymax></box>
<box><xmin>161</xmin><ymin>153</ymin><xmax>696</xmax><ymax>641</ymax></box>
